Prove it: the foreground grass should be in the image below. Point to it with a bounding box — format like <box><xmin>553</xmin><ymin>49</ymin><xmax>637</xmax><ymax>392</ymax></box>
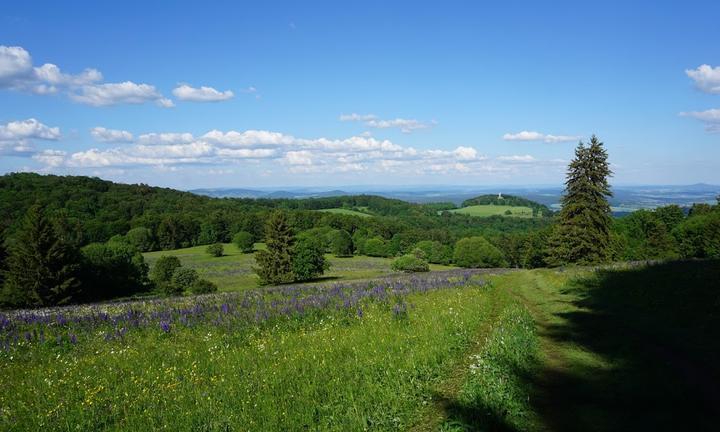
<box><xmin>144</xmin><ymin>243</ymin><xmax>453</xmax><ymax>292</ymax></box>
<box><xmin>1</xmin><ymin>278</ymin><xmax>507</xmax><ymax>431</ymax></box>
<box><xmin>449</xmin><ymin>205</ymin><xmax>535</xmax><ymax>218</ymax></box>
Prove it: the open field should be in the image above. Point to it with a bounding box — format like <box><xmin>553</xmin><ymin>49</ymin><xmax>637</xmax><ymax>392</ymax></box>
<box><xmin>2</xmin><ymin>260</ymin><xmax>718</xmax><ymax>430</ymax></box>
<box><xmin>0</xmin><ymin>270</ymin><xmax>516</xmax><ymax>431</ymax></box>
<box><xmin>315</xmin><ymin>208</ymin><xmax>374</xmax><ymax>217</ymax></box>
<box><xmin>448</xmin><ymin>204</ymin><xmax>535</xmax><ymax>218</ymax></box>
<box><xmin>144</xmin><ymin>243</ymin><xmax>454</xmax><ymax>292</ymax></box>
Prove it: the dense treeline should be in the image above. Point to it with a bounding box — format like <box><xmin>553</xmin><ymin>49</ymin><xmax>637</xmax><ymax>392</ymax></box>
<box><xmin>0</xmin><ymin>173</ymin><xmax>549</xmax><ymax>253</ymax></box>
<box><xmin>1</xmin><ymin>170</ymin><xmax>719</xmax><ymax>309</ymax></box>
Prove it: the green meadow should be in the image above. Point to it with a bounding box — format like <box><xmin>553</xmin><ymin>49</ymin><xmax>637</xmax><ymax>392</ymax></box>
<box><xmin>448</xmin><ymin>204</ymin><xmax>536</xmax><ymax>218</ymax></box>
<box><xmin>3</xmin><ymin>260</ymin><xmax>718</xmax><ymax>430</ymax></box>
<box><xmin>143</xmin><ymin>243</ymin><xmax>454</xmax><ymax>292</ymax></box>
<box><xmin>315</xmin><ymin>208</ymin><xmax>374</xmax><ymax>218</ymax></box>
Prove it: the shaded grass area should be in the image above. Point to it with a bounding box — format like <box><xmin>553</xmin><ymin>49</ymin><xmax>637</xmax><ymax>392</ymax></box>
<box><xmin>144</xmin><ymin>243</ymin><xmax>453</xmax><ymax>292</ymax></box>
<box><xmin>510</xmin><ymin>261</ymin><xmax>720</xmax><ymax>431</ymax></box>
<box><xmin>0</xmin><ymin>281</ymin><xmax>504</xmax><ymax>431</ymax></box>
<box><xmin>422</xmin><ymin>261</ymin><xmax>720</xmax><ymax>431</ymax></box>
<box><xmin>449</xmin><ymin>205</ymin><xmax>535</xmax><ymax>218</ymax></box>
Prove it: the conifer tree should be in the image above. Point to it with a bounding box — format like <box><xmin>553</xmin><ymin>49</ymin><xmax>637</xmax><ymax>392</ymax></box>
<box><xmin>254</xmin><ymin>211</ymin><xmax>295</xmax><ymax>285</ymax></box>
<box><xmin>1</xmin><ymin>205</ymin><xmax>81</xmax><ymax>307</ymax></box>
<box><xmin>548</xmin><ymin>135</ymin><xmax>613</xmax><ymax>265</ymax></box>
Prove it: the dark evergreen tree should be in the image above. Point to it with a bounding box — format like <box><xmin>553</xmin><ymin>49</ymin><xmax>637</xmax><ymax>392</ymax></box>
<box><xmin>548</xmin><ymin>135</ymin><xmax>613</xmax><ymax>265</ymax></box>
<box><xmin>1</xmin><ymin>205</ymin><xmax>81</xmax><ymax>307</ymax></box>
<box><xmin>254</xmin><ymin>211</ymin><xmax>295</xmax><ymax>285</ymax></box>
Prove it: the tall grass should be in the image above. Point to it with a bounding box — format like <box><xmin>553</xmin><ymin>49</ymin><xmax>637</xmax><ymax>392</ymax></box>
<box><xmin>1</xmin><ymin>272</ymin><xmax>502</xmax><ymax>431</ymax></box>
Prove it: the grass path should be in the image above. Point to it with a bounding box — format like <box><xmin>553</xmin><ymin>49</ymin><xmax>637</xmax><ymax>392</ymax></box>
<box><xmin>411</xmin><ymin>262</ymin><xmax>720</xmax><ymax>431</ymax></box>
<box><xmin>408</xmin><ymin>282</ymin><xmax>513</xmax><ymax>431</ymax></box>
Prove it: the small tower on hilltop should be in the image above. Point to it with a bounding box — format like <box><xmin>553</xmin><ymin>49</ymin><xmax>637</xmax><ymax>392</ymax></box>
<box><xmin>498</xmin><ymin>192</ymin><xmax>503</xmax><ymax>199</ymax></box>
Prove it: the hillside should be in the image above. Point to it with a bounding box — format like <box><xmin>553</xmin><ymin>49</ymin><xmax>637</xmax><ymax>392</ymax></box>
<box><xmin>460</xmin><ymin>194</ymin><xmax>552</xmax><ymax>216</ymax></box>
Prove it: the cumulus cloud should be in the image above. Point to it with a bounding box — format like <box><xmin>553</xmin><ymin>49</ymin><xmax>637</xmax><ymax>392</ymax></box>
<box><xmin>90</xmin><ymin>127</ymin><xmax>134</xmax><ymax>143</ymax></box>
<box><xmin>0</xmin><ymin>45</ymin><xmax>172</xmax><ymax>107</ymax></box>
<box><xmin>0</xmin><ymin>118</ymin><xmax>61</xmax><ymax>155</ymax></box>
<box><xmin>34</xmin><ymin>126</ymin><xmax>491</xmax><ymax>175</ymax></box>
<box><xmin>680</xmin><ymin>109</ymin><xmax>720</xmax><ymax>132</ymax></box>
<box><xmin>503</xmin><ymin>131</ymin><xmax>580</xmax><ymax>143</ymax></box>
<box><xmin>71</xmin><ymin>81</ymin><xmax>170</xmax><ymax>107</ymax></box>
<box><xmin>686</xmin><ymin>64</ymin><xmax>720</xmax><ymax>94</ymax></box>
<box><xmin>340</xmin><ymin>113</ymin><xmax>435</xmax><ymax>133</ymax></box>
<box><xmin>497</xmin><ymin>154</ymin><xmax>536</xmax><ymax>162</ymax></box>
<box><xmin>172</xmin><ymin>84</ymin><xmax>234</xmax><ymax>102</ymax></box>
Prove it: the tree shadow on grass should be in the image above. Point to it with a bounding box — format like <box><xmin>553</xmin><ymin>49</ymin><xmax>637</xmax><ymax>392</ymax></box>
<box><xmin>532</xmin><ymin>260</ymin><xmax>720</xmax><ymax>431</ymax></box>
<box><xmin>440</xmin><ymin>260</ymin><xmax>720</xmax><ymax>431</ymax></box>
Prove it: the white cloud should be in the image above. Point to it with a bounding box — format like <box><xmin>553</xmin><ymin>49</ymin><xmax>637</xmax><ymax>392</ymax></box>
<box><xmin>680</xmin><ymin>109</ymin><xmax>720</xmax><ymax>132</ymax></box>
<box><xmin>452</xmin><ymin>146</ymin><xmax>479</xmax><ymax>160</ymax></box>
<box><xmin>137</xmin><ymin>132</ymin><xmax>194</xmax><ymax>146</ymax></box>
<box><xmin>497</xmin><ymin>154</ymin><xmax>536</xmax><ymax>162</ymax></box>
<box><xmin>503</xmin><ymin>131</ymin><xmax>580</xmax><ymax>143</ymax></box>
<box><xmin>91</xmin><ymin>127</ymin><xmax>133</xmax><ymax>143</ymax></box>
<box><xmin>172</xmin><ymin>84</ymin><xmax>234</xmax><ymax>102</ymax></box>
<box><xmin>0</xmin><ymin>45</ymin><xmax>102</xmax><ymax>95</ymax></box>
<box><xmin>0</xmin><ymin>45</ymin><xmax>173</xmax><ymax>107</ymax></box>
<box><xmin>32</xmin><ymin>149</ymin><xmax>66</xmax><ymax>167</ymax></box>
<box><xmin>339</xmin><ymin>113</ymin><xmax>378</xmax><ymax>122</ymax></box>
<box><xmin>71</xmin><ymin>81</ymin><xmax>169</xmax><ymax>107</ymax></box>
<box><xmin>0</xmin><ymin>118</ymin><xmax>61</xmax><ymax>155</ymax></box>
<box><xmin>284</xmin><ymin>150</ymin><xmax>313</xmax><ymax>165</ymax></box>
<box><xmin>340</xmin><ymin>113</ymin><xmax>435</xmax><ymax>133</ymax></box>
<box><xmin>686</xmin><ymin>64</ymin><xmax>720</xmax><ymax>94</ymax></box>
<box><xmin>240</xmin><ymin>86</ymin><xmax>257</xmax><ymax>94</ymax></box>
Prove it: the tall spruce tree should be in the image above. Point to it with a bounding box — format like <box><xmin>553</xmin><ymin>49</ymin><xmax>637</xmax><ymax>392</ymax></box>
<box><xmin>1</xmin><ymin>205</ymin><xmax>81</xmax><ymax>307</ymax></box>
<box><xmin>548</xmin><ymin>135</ymin><xmax>613</xmax><ymax>265</ymax></box>
<box><xmin>254</xmin><ymin>210</ymin><xmax>295</xmax><ymax>285</ymax></box>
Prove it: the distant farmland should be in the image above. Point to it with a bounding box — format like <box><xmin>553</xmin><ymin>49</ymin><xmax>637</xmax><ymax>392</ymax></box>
<box><xmin>448</xmin><ymin>204</ymin><xmax>535</xmax><ymax>218</ymax></box>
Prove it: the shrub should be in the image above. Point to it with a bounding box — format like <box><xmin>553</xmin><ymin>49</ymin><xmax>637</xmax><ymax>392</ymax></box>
<box><xmin>150</xmin><ymin>255</ymin><xmax>181</xmax><ymax>285</ymax></box>
<box><xmin>125</xmin><ymin>227</ymin><xmax>154</xmax><ymax>252</ymax></box>
<box><xmin>453</xmin><ymin>236</ymin><xmax>508</xmax><ymax>268</ymax></box>
<box><xmin>292</xmin><ymin>236</ymin><xmax>330</xmax><ymax>281</ymax></box>
<box><xmin>206</xmin><ymin>243</ymin><xmax>224</xmax><ymax>257</ymax></box>
<box><xmin>414</xmin><ymin>240</ymin><xmax>452</xmax><ymax>265</ymax></box>
<box><xmin>171</xmin><ymin>267</ymin><xmax>199</xmax><ymax>292</ymax></box>
<box><xmin>364</xmin><ymin>237</ymin><xmax>389</xmax><ymax>257</ymax></box>
<box><xmin>190</xmin><ymin>278</ymin><xmax>218</xmax><ymax>294</ymax></box>
<box><xmin>391</xmin><ymin>254</ymin><xmax>430</xmax><ymax>273</ymax></box>
<box><xmin>233</xmin><ymin>231</ymin><xmax>255</xmax><ymax>253</ymax></box>
<box><xmin>81</xmin><ymin>241</ymin><xmax>150</xmax><ymax>301</ymax></box>
<box><xmin>330</xmin><ymin>229</ymin><xmax>354</xmax><ymax>257</ymax></box>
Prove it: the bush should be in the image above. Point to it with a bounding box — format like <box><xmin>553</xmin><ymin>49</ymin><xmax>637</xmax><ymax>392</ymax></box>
<box><xmin>151</xmin><ymin>255</ymin><xmax>181</xmax><ymax>284</ymax></box>
<box><xmin>171</xmin><ymin>267</ymin><xmax>199</xmax><ymax>292</ymax></box>
<box><xmin>233</xmin><ymin>231</ymin><xmax>255</xmax><ymax>253</ymax></box>
<box><xmin>391</xmin><ymin>254</ymin><xmax>430</xmax><ymax>272</ymax></box>
<box><xmin>453</xmin><ymin>236</ymin><xmax>508</xmax><ymax>268</ymax></box>
<box><xmin>125</xmin><ymin>227</ymin><xmax>154</xmax><ymax>252</ymax></box>
<box><xmin>206</xmin><ymin>243</ymin><xmax>224</xmax><ymax>257</ymax></box>
<box><xmin>292</xmin><ymin>237</ymin><xmax>330</xmax><ymax>281</ymax></box>
<box><xmin>414</xmin><ymin>240</ymin><xmax>452</xmax><ymax>265</ymax></box>
<box><xmin>80</xmin><ymin>241</ymin><xmax>150</xmax><ymax>301</ymax></box>
<box><xmin>190</xmin><ymin>278</ymin><xmax>218</xmax><ymax>294</ymax></box>
<box><xmin>330</xmin><ymin>229</ymin><xmax>354</xmax><ymax>257</ymax></box>
<box><xmin>364</xmin><ymin>237</ymin><xmax>389</xmax><ymax>257</ymax></box>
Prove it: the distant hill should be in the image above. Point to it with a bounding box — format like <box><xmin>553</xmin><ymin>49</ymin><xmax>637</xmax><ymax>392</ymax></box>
<box><xmin>461</xmin><ymin>194</ymin><xmax>552</xmax><ymax>216</ymax></box>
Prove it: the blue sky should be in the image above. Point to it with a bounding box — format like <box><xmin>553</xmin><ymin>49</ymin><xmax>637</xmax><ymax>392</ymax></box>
<box><xmin>1</xmin><ymin>0</ymin><xmax>719</xmax><ymax>189</ymax></box>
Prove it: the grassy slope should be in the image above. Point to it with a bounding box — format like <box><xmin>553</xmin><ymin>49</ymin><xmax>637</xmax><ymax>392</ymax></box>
<box><xmin>449</xmin><ymin>205</ymin><xmax>534</xmax><ymax>218</ymax></box>
<box><xmin>144</xmin><ymin>243</ymin><xmax>453</xmax><ymax>292</ymax></box>
<box><xmin>316</xmin><ymin>208</ymin><xmax>373</xmax><ymax>217</ymax></box>
<box><xmin>1</xmin><ymin>278</ymin><xmax>513</xmax><ymax>431</ymax></box>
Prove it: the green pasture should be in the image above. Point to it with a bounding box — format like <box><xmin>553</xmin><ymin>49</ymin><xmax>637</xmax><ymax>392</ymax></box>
<box><xmin>448</xmin><ymin>204</ymin><xmax>535</xmax><ymax>218</ymax></box>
